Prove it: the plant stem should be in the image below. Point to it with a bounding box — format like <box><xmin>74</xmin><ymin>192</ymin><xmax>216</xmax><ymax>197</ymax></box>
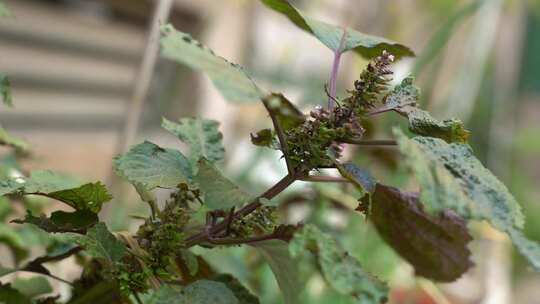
<box><xmin>299</xmin><ymin>175</ymin><xmax>349</xmax><ymax>183</ymax></box>
<box><xmin>328</xmin><ymin>29</ymin><xmax>348</xmax><ymax>111</ymax></box>
<box><xmin>262</xmin><ymin>97</ymin><xmax>295</xmax><ymax>174</ymax></box>
<box><xmin>339</xmin><ymin>139</ymin><xmax>397</xmax><ymax>146</ymax></box>
<box><xmin>184</xmin><ymin>173</ymin><xmax>300</xmax><ymax>247</ymax></box>
<box><xmin>207</xmin><ymin>233</ymin><xmax>284</xmax><ymax>246</ymax></box>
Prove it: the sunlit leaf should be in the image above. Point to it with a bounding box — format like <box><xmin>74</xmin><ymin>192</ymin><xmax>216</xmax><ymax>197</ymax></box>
<box><xmin>194</xmin><ymin>159</ymin><xmax>251</xmax><ymax>210</ymax></box>
<box><xmin>12</xmin><ymin>210</ymin><xmax>98</xmax><ymax>234</ymax></box>
<box><xmin>289</xmin><ymin>225</ymin><xmax>388</xmax><ymax>304</ymax></box>
<box><xmin>260</xmin><ymin>0</ymin><xmax>414</xmax><ymax>58</ymax></box>
<box><xmin>162</xmin><ymin>118</ymin><xmax>225</xmax><ymax>165</ymax></box>
<box><xmin>250</xmin><ymin>240</ymin><xmax>302</xmax><ymax>304</ymax></box>
<box><xmin>160</xmin><ymin>24</ymin><xmax>265</xmax><ymax>104</ymax></box>
<box><xmin>394</xmin><ymin>129</ymin><xmax>540</xmax><ymax>270</ymax></box>
<box><xmin>70</xmin><ymin>222</ymin><xmax>126</xmax><ymax>265</ymax></box>
<box><xmin>369</xmin><ymin>183</ymin><xmax>472</xmax><ymax>281</ymax></box>
<box><xmin>114</xmin><ymin>141</ymin><xmax>193</xmax><ymax>190</ymax></box>
<box><xmin>21</xmin><ymin>171</ymin><xmax>111</xmax><ymax>213</ymax></box>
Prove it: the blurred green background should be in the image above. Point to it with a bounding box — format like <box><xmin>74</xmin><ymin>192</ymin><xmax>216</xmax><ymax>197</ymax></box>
<box><xmin>1</xmin><ymin>0</ymin><xmax>540</xmax><ymax>303</ymax></box>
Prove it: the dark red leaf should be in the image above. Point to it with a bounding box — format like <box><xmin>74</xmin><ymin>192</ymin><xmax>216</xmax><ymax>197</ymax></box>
<box><xmin>368</xmin><ymin>183</ymin><xmax>473</xmax><ymax>282</ymax></box>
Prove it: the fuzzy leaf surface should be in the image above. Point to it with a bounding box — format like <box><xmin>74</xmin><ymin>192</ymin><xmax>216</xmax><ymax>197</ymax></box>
<box><xmin>369</xmin><ymin>183</ymin><xmax>472</xmax><ymax>281</ymax></box>
<box><xmin>160</xmin><ymin>24</ymin><xmax>265</xmax><ymax>104</ymax></box>
<box><xmin>194</xmin><ymin>159</ymin><xmax>251</xmax><ymax>210</ymax></box>
<box><xmin>250</xmin><ymin>240</ymin><xmax>302</xmax><ymax>304</ymax></box>
<box><xmin>407</xmin><ymin>109</ymin><xmax>470</xmax><ymax>144</ymax></box>
<box><xmin>336</xmin><ymin>163</ymin><xmax>376</xmax><ymax>194</ymax></box>
<box><xmin>162</xmin><ymin>118</ymin><xmax>225</xmax><ymax>165</ymax></box>
<box><xmin>141</xmin><ymin>281</ymin><xmax>239</xmax><ymax>304</ymax></box>
<box><xmin>289</xmin><ymin>225</ymin><xmax>388</xmax><ymax>304</ymax></box>
<box><xmin>70</xmin><ymin>222</ymin><xmax>126</xmax><ymax>265</ymax></box>
<box><xmin>260</xmin><ymin>0</ymin><xmax>414</xmax><ymax>58</ymax></box>
<box><xmin>13</xmin><ymin>210</ymin><xmax>98</xmax><ymax>234</ymax></box>
<box><xmin>384</xmin><ymin>77</ymin><xmax>469</xmax><ymax>143</ymax></box>
<box><xmin>114</xmin><ymin>141</ymin><xmax>192</xmax><ymax>190</ymax></box>
<box><xmin>394</xmin><ymin>129</ymin><xmax>540</xmax><ymax>270</ymax></box>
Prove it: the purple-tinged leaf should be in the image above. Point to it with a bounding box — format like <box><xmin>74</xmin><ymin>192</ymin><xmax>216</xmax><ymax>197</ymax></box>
<box><xmin>368</xmin><ymin>183</ymin><xmax>473</xmax><ymax>282</ymax></box>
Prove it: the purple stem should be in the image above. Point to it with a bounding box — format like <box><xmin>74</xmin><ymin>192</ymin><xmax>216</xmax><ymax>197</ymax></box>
<box><xmin>328</xmin><ymin>29</ymin><xmax>348</xmax><ymax>111</ymax></box>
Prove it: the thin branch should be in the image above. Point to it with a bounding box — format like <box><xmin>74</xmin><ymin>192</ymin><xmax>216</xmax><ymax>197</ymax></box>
<box><xmin>339</xmin><ymin>139</ymin><xmax>397</xmax><ymax>146</ymax></box>
<box><xmin>299</xmin><ymin>175</ymin><xmax>349</xmax><ymax>183</ymax></box>
<box><xmin>15</xmin><ymin>270</ymin><xmax>74</xmax><ymax>286</ymax></box>
<box><xmin>207</xmin><ymin>233</ymin><xmax>282</xmax><ymax>246</ymax></box>
<box><xmin>262</xmin><ymin>98</ymin><xmax>295</xmax><ymax>174</ymax></box>
<box><xmin>365</xmin><ymin>102</ymin><xmax>416</xmax><ymax>117</ymax></box>
<box><xmin>324</xmin><ymin>83</ymin><xmax>341</xmax><ymax>107</ymax></box>
<box><xmin>328</xmin><ymin>29</ymin><xmax>348</xmax><ymax>111</ymax></box>
<box><xmin>184</xmin><ymin>173</ymin><xmax>300</xmax><ymax>247</ymax></box>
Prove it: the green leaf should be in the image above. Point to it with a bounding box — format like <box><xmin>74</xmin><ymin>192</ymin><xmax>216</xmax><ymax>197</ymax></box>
<box><xmin>0</xmin><ymin>197</ymin><xmax>11</xmax><ymax>221</ymax></box>
<box><xmin>0</xmin><ymin>179</ymin><xmax>24</xmax><ymax>197</ymax></box>
<box><xmin>0</xmin><ymin>264</ymin><xmax>16</xmax><ymax>277</ymax></box>
<box><xmin>250</xmin><ymin>240</ymin><xmax>302</xmax><ymax>304</ymax></box>
<box><xmin>289</xmin><ymin>225</ymin><xmax>388</xmax><ymax>304</ymax></box>
<box><xmin>22</xmin><ymin>171</ymin><xmax>111</xmax><ymax>213</ymax></box>
<box><xmin>260</xmin><ymin>0</ymin><xmax>414</xmax><ymax>59</ymax></box>
<box><xmin>13</xmin><ymin>210</ymin><xmax>98</xmax><ymax>233</ymax></box>
<box><xmin>383</xmin><ymin>76</ymin><xmax>469</xmax><ymax>143</ymax></box>
<box><xmin>0</xmin><ymin>74</ymin><xmax>12</xmax><ymax>106</ymax></box>
<box><xmin>0</xmin><ymin>284</ymin><xmax>31</xmax><ymax>304</ymax></box>
<box><xmin>250</xmin><ymin>129</ymin><xmax>276</xmax><ymax>148</ymax></box>
<box><xmin>262</xmin><ymin>93</ymin><xmax>305</xmax><ymax>131</ymax></box>
<box><xmin>394</xmin><ymin>129</ymin><xmax>540</xmax><ymax>270</ymax></box>
<box><xmin>407</xmin><ymin>109</ymin><xmax>470</xmax><ymax>144</ymax></box>
<box><xmin>11</xmin><ymin>277</ymin><xmax>52</xmax><ymax>298</ymax></box>
<box><xmin>141</xmin><ymin>281</ymin><xmax>239</xmax><ymax>304</ymax></box>
<box><xmin>114</xmin><ymin>141</ymin><xmax>193</xmax><ymax>190</ymax></box>
<box><xmin>336</xmin><ymin>163</ymin><xmax>376</xmax><ymax>194</ymax></box>
<box><xmin>0</xmin><ymin>127</ymin><xmax>29</xmax><ymax>153</ymax></box>
<box><xmin>162</xmin><ymin>118</ymin><xmax>225</xmax><ymax>165</ymax></box>
<box><xmin>383</xmin><ymin>76</ymin><xmax>420</xmax><ymax>110</ymax></box>
<box><xmin>211</xmin><ymin>274</ymin><xmax>260</xmax><ymax>304</ymax></box>
<box><xmin>194</xmin><ymin>158</ymin><xmax>251</xmax><ymax>210</ymax></box>
<box><xmin>0</xmin><ymin>223</ymin><xmax>29</xmax><ymax>262</ymax></box>
<box><xmin>369</xmin><ymin>184</ymin><xmax>472</xmax><ymax>282</ymax></box>
<box><xmin>160</xmin><ymin>24</ymin><xmax>265</xmax><ymax>104</ymax></box>
<box><xmin>70</xmin><ymin>222</ymin><xmax>126</xmax><ymax>265</ymax></box>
